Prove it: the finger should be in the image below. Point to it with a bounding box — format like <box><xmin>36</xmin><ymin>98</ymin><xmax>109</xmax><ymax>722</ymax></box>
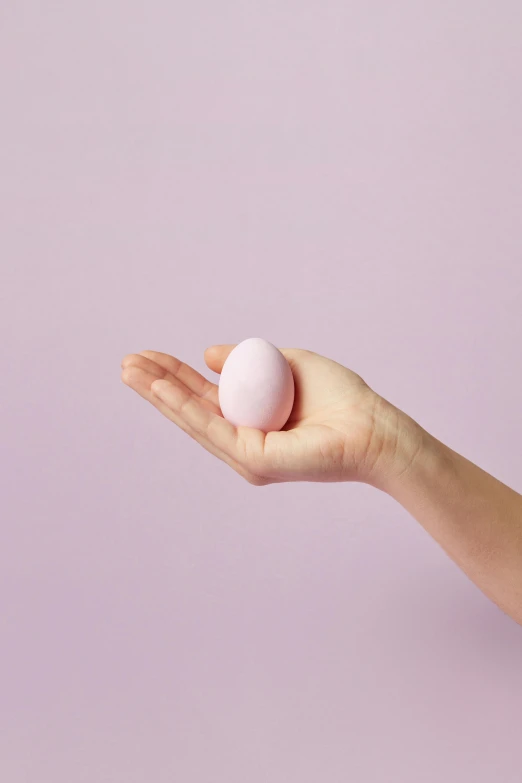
<box><xmin>203</xmin><ymin>344</ymin><xmax>236</xmax><ymax>374</ymax></box>
<box><xmin>122</xmin><ymin>353</ymin><xmax>221</xmax><ymax>412</ymax></box>
<box><xmin>121</xmin><ymin>366</ymin><xmax>261</xmax><ymax>483</ymax></box>
<box><xmin>122</xmin><ymin>364</ymin><xmax>218</xmax><ymax>418</ymax></box>
<box><xmin>150</xmin><ymin>377</ymin><xmax>273</xmax><ymax>475</ymax></box>
<box><xmin>125</xmin><ymin>350</ymin><xmax>220</xmax><ymax>407</ymax></box>
<box><xmin>150</xmin><ymin>377</ymin><xmax>241</xmax><ymax>453</ymax></box>
<box><xmin>121</xmin><ymin>354</ymin><xmax>170</xmax><ymax>381</ymax></box>
<box><xmin>204</xmin><ymin>343</ymin><xmax>299</xmax><ymax>375</ymax></box>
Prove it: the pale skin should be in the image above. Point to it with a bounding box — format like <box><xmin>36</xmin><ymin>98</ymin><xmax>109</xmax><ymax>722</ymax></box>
<box><xmin>121</xmin><ymin>346</ymin><xmax>522</xmax><ymax>626</ymax></box>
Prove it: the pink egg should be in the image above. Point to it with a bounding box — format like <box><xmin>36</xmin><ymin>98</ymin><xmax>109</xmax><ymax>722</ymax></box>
<box><xmin>218</xmin><ymin>338</ymin><xmax>295</xmax><ymax>432</ymax></box>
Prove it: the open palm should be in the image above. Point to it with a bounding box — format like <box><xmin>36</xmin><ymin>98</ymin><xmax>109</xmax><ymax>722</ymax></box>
<box><xmin>121</xmin><ymin>345</ymin><xmax>391</xmax><ymax>486</ymax></box>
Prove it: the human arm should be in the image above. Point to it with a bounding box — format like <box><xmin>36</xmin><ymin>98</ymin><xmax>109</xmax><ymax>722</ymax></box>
<box><xmin>369</xmin><ymin>407</ymin><xmax>522</xmax><ymax>625</ymax></box>
<box><xmin>121</xmin><ymin>344</ymin><xmax>522</xmax><ymax>625</ymax></box>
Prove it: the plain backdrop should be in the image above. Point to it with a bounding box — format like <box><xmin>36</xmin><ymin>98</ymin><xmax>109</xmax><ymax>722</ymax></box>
<box><xmin>1</xmin><ymin>2</ymin><xmax>522</xmax><ymax>781</ymax></box>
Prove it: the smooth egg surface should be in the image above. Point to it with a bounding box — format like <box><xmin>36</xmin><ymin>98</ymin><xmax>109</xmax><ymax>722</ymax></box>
<box><xmin>218</xmin><ymin>338</ymin><xmax>295</xmax><ymax>432</ymax></box>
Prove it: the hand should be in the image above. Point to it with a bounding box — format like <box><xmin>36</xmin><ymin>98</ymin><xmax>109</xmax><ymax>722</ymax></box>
<box><xmin>121</xmin><ymin>345</ymin><xmax>419</xmax><ymax>487</ymax></box>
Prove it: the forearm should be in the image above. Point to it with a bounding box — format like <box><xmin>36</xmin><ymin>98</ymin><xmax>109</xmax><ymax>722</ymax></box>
<box><xmin>372</xmin><ymin>402</ymin><xmax>522</xmax><ymax>625</ymax></box>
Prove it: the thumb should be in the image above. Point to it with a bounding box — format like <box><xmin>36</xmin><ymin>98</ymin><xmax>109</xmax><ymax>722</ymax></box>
<box><xmin>204</xmin><ymin>344</ymin><xmax>237</xmax><ymax>374</ymax></box>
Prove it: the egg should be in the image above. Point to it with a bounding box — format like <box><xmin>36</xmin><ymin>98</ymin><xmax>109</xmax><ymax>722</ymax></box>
<box><xmin>218</xmin><ymin>338</ymin><xmax>295</xmax><ymax>432</ymax></box>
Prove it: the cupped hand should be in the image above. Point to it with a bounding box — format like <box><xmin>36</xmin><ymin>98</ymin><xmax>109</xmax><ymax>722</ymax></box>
<box><xmin>121</xmin><ymin>345</ymin><xmax>406</xmax><ymax>486</ymax></box>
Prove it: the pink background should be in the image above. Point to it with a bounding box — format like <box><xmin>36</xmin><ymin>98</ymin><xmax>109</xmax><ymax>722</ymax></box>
<box><xmin>2</xmin><ymin>2</ymin><xmax>522</xmax><ymax>781</ymax></box>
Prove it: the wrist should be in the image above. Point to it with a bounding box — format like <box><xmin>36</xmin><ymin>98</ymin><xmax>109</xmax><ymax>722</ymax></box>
<box><xmin>364</xmin><ymin>396</ymin><xmax>442</xmax><ymax>494</ymax></box>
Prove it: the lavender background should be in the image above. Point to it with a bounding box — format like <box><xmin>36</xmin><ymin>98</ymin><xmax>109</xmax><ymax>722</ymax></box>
<box><xmin>2</xmin><ymin>2</ymin><xmax>522</xmax><ymax>781</ymax></box>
